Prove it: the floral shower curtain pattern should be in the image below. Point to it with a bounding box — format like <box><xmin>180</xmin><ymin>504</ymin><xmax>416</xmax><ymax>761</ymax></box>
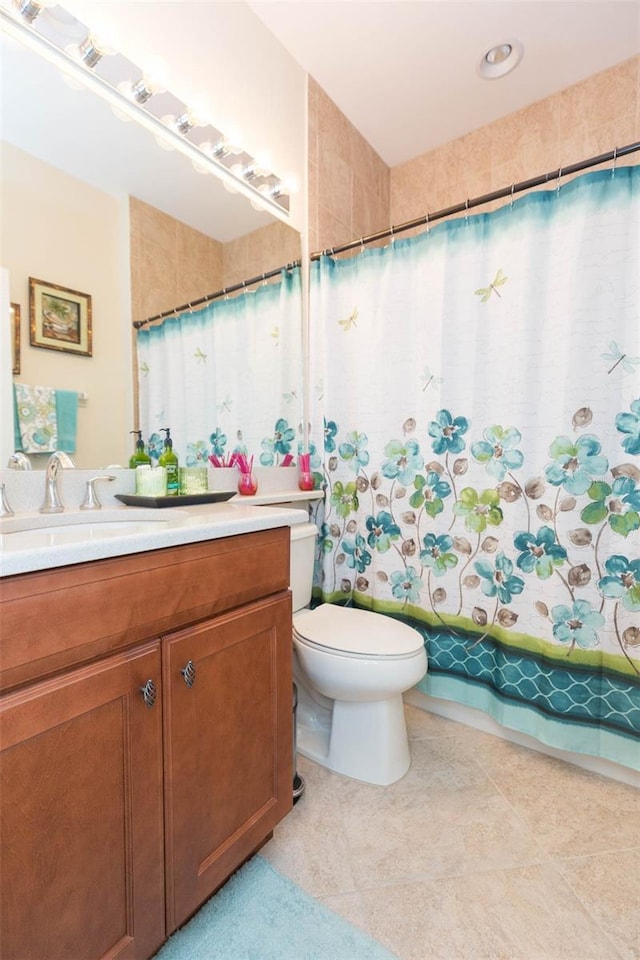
<box><xmin>308</xmin><ymin>166</ymin><xmax>640</xmax><ymax>770</ymax></box>
<box><xmin>137</xmin><ymin>268</ymin><xmax>303</xmax><ymax>467</ymax></box>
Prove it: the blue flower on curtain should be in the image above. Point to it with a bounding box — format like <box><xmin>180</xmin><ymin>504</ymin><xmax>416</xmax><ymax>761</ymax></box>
<box><xmin>260</xmin><ymin>417</ymin><xmax>296</xmax><ymax>465</ymax></box>
<box><xmin>389</xmin><ymin>566</ymin><xmax>423</xmax><ymax>604</ymax></box>
<box><xmin>365</xmin><ymin>511</ymin><xmax>401</xmax><ymax>552</ymax></box>
<box><xmin>580</xmin><ymin>477</ymin><xmax>640</xmax><ymax>537</ymax></box>
<box><xmin>544</xmin><ymin>434</ymin><xmax>609</xmax><ymax>495</ymax></box>
<box><xmin>615</xmin><ymin>398</ymin><xmax>640</xmax><ymax>456</ymax></box>
<box><xmin>381</xmin><ymin>439</ymin><xmax>424</xmax><ymax>485</ymax></box>
<box><xmin>474</xmin><ymin>553</ymin><xmax>525</xmax><ymax>604</ymax></box>
<box><xmin>342</xmin><ymin>534</ymin><xmax>372</xmax><ymax>574</ymax></box>
<box><xmin>209</xmin><ymin>429</ymin><xmax>227</xmax><ymax>457</ymax></box>
<box><xmin>513</xmin><ymin>526</ymin><xmax>568</xmax><ymax>579</ymax></box>
<box><xmin>148</xmin><ymin>433</ymin><xmax>163</xmax><ymax>460</ymax></box>
<box><xmin>330</xmin><ymin>480</ymin><xmax>359</xmax><ymax>518</ymax></box>
<box><xmin>319</xmin><ymin>522</ymin><xmax>334</xmax><ymax>554</ymax></box>
<box><xmin>185</xmin><ymin>441</ymin><xmax>209</xmax><ymax>466</ymax></box>
<box><xmin>338</xmin><ymin>431</ymin><xmax>370</xmax><ymax>472</ymax></box>
<box><xmin>597</xmin><ymin>555</ymin><xmax>640</xmax><ymax>611</ymax></box>
<box><xmin>428</xmin><ymin>409</ymin><xmax>470</xmax><ymax>455</ymax></box>
<box><xmin>551</xmin><ymin>600</ymin><xmax>605</xmax><ymax>649</ymax></box>
<box><xmin>409</xmin><ymin>470</ymin><xmax>452</xmax><ymax>515</ymax></box>
<box><xmin>298</xmin><ymin>440</ymin><xmax>323</xmax><ymax>471</ymax></box>
<box><xmin>324</xmin><ymin>419</ymin><xmax>339</xmax><ymax>453</ymax></box>
<box><xmin>470</xmin><ymin>425</ymin><xmax>524</xmax><ymax>481</ymax></box>
<box><xmin>420</xmin><ymin>533</ymin><xmax>458</xmax><ymax>576</ymax></box>
<box><xmin>453</xmin><ymin>487</ymin><xmax>503</xmax><ymax>533</ymax></box>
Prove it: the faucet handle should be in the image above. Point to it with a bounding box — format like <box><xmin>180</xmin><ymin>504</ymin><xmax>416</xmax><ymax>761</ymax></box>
<box><xmin>80</xmin><ymin>475</ymin><xmax>116</xmax><ymax>511</ymax></box>
<box><xmin>0</xmin><ymin>483</ymin><xmax>14</xmax><ymax>517</ymax></box>
<box><xmin>7</xmin><ymin>452</ymin><xmax>31</xmax><ymax>470</ymax></box>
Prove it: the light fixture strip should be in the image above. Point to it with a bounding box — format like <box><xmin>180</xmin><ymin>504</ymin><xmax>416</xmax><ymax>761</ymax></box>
<box><xmin>0</xmin><ymin>6</ymin><xmax>290</xmax><ymax>218</ymax></box>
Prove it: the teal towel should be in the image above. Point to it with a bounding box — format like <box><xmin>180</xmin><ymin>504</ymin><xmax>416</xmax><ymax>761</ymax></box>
<box><xmin>13</xmin><ymin>385</ymin><xmax>21</xmax><ymax>451</ymax></box>
<box><xmin>55</xmin><ymin>390</ymin><xmax>78</xmax><ymax>453</ymax></box>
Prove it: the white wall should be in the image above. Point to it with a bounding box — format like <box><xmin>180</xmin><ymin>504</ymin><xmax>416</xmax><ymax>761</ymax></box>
<box><xmin>61</xmin><ymin>0</ymin><xmax>308</xmax><ymax>234</ymax></box>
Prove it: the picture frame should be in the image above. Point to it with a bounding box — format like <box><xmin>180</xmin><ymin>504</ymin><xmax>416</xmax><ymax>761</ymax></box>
<box><xmin>29</xmin><ymin>277</ymin><xmax>92</xmax><ymax>357</ymax></box>
<box><xmin>10</xmin><ymin>303</ymin><xmax>20</xmax><ymax>375</ymax></box>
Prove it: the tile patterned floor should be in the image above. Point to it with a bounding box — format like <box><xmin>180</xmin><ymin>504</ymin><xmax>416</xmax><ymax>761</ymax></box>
<box><xmin>262</xmin><ymin>706</ymin><xmax>640</xmax><ymax>960</ymax></box>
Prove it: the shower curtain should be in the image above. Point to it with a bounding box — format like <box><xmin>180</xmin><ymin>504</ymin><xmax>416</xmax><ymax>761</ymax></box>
<box><xmin>308</xmin><ymin>166</ymin><xmax>640</xmax><ymax>770</ymax></box>
<box><xmin>137</xmin><ymin>268</ymin><xmax>303</xmax><ymax>467</ymax></box>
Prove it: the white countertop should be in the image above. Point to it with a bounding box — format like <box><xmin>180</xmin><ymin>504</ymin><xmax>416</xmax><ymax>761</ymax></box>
<box><xmin>0</xmin><ymin>501</ymin><xmax>309</xmax><ymax>577</ymax></box>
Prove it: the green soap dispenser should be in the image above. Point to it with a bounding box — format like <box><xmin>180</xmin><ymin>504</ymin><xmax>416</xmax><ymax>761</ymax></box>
<box><xmin>129</xmin><ymin>430</ymin><xmax>152</xmax><ymax>469</ymax></box>
<box><xmin>159</xmin><ymin>427</ymin><xmax>179</xmax><ymax>495</ymax></box>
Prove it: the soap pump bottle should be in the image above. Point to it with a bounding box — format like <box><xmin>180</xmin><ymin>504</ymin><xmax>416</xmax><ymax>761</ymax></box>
<box><xmin>129</xmin><ymin>430</ymin><xmax>152</xmax><ymax>469</ymax></box>
<box><xmin>159</xmin><ymin>427</ymin><xmax>179</xmax><ymax>495</ymax></box>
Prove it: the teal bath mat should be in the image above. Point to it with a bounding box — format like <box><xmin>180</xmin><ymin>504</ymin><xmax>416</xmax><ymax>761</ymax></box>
<box><xmin>153</xmin><ymin>855</ymin><xmax>399</xmax><ymax>960</ymax></box>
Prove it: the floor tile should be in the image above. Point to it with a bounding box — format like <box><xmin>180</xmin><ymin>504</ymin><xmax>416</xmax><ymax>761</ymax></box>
<box><xmin>556</xmin><ymin>849</ymin><xmax>640</xmax><ymax>960</ymax></box>
<box><xmin>359</xmin><ymin>864</ymin><xmax>624</xmax><ymax>960</ymax></box>
<box><xmin>267</xmin><ymin>705</ymin><xmax>638</xmax><ymax>960</ymax></box>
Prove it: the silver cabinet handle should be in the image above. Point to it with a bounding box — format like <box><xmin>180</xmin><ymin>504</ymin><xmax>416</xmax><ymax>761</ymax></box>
<box><xmin>140</xmin><ymin>679</ymin><xmax>157</xmax><ymax>708</ymax></box>
<box><xmin>181</xmin><ymin>661</ymin><xmax>196</xmax><ymax>687</ymax></box>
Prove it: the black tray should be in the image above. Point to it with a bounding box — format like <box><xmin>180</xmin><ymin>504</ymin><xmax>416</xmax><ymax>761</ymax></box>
<box><xmin>116</xmin><ymin>491</ymin><xmax>236</xmax><ymax>508</ymax></box>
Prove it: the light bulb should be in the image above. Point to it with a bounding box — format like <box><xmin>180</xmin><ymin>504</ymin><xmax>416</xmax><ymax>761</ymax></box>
<box><xmin>253</xmin><ymin>150</ymin><xmax>272</xmax><ymax>177</ymax></box>
<box><xmin>66</xmin><ymin>30</ymin><xmax>116</xmax><ymax>69</ymax></box>
<box><xmin>12</xmin><ymin>0</ymin><xmax>53</xmax><ymax>23</ymax></box>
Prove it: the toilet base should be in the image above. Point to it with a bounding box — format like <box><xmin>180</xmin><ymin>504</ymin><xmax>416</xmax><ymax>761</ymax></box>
<box><xmin>296</xmin><ymin>688</ymin><xmax>411</xmax><ymax>786</ymax></box>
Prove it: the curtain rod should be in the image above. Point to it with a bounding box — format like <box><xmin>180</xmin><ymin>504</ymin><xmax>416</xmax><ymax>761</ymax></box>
<box><xmin>134</xmin><ymin>140</ymin><xmax>639</xmax><ymax>330</ymax></box>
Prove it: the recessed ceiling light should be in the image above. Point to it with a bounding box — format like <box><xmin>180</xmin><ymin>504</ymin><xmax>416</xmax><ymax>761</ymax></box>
<box><xmin>478</xmin><ymin>39</ymin><xmax>524</xmax><ymax>79</ymax></box>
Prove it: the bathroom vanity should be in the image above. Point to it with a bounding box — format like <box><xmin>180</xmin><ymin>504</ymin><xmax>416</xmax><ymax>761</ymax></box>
<box><xmin>0</xmin><ymin>500</ymin><xmax>304</xmax><ymax>959</ymax></box>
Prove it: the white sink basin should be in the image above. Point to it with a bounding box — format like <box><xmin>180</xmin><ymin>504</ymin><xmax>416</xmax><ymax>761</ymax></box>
<box><xmin>1</xmin><ymin>520</ymin><xmax>171</xmax><ymax>549</ymax></box>
<box><xmin>0</xmin><ymin>508</ymin><xmax>171</xmax><ymax>533</ymax></box>
<box><xmin>0</xmin><ymin>509</ymin><xmax>179</xmax><ymax>549</ymax></box>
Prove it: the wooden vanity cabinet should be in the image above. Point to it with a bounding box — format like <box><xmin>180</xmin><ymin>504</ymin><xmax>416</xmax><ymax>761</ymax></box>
<box><xmin>0</xmin><ymin>527</ymin><xmax>293</xmax><ymax>960</ymax></box>
<box><xmin>0</xmin><ymin>642</ymin><xmax>166</xmax><ymax>960</ymax></box>
<box><xmin>163</xmin><ymin>593</ymin><xmax>292</xmax><ymax>931</ymax></box>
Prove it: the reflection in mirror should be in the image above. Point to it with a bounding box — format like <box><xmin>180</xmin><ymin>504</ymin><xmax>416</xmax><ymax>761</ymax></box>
<box><xmin>1</xmin><ymin>5</ymin><xmax>302</xmax><ymax>470</ymax></box>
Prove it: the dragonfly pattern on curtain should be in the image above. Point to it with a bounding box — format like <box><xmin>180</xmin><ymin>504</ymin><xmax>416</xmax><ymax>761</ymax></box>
<box><xmin>307</xmin><ymin>167</ymin><xmax>640</xmax><ymax>770</ymax></box>
<box><xmin>137</xmin><ymin>269</ymin><xmax>303</xmax><ymax>469</ymax></box>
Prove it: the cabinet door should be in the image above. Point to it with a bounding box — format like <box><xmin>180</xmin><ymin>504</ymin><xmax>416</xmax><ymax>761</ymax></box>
<box><xmin>0</xmin><ymin>642</ymin><xmax>165</xmax><ymax>960</ymax></box>
<box><xmin>163</xmin><ymin>593</ymin><xmax>292</xmax><ymax>931</ymax></box>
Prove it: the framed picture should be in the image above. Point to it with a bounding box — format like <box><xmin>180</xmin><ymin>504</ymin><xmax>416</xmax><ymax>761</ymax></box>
<box><xmin>10</xmin><ymin>303</ymin><xmax>20</xmax><ymax>375</ymax></box>
<box><xmin>29</xmin><ymin>277</ymin><xmax>92</xmax><ymax>357</ymax></box>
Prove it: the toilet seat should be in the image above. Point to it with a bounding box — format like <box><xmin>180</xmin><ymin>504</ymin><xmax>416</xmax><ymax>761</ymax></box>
<box><xmin>293</xmin><ymin>604</ymin><xmax>424</xmax><ymax>660</ymax></box>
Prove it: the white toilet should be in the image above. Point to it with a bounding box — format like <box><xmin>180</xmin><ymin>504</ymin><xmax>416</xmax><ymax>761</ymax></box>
<box><xmin>290</xmin><ymin>522</ymin><xmax>428</xmax><ymax>786</ymax></box>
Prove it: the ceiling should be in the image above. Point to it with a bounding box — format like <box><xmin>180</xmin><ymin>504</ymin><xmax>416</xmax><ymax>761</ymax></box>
<box><xmin>249</xmin><ymin>0</ymin><xmax>640</xmax><ymax>167</ymax></box>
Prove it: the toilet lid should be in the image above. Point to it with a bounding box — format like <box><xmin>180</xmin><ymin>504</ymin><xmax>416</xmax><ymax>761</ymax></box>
<box><xmin>293</xmin><ymin>604</ymin><xmax>424</xmax><ymax>657</ymax></box>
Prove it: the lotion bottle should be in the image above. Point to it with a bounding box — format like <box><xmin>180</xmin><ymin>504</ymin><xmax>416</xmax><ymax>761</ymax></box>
<box><xmin>129</xmin><ymin>430</ymin><xmax>152</xmax><ymax>469</ymax></box>
<box><xmin>159</xmin><ymin>428</ymin><xmax>179</xmax><ymax>495</ymax></box>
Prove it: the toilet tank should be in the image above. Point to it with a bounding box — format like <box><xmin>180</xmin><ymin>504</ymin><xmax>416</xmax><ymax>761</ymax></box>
<box><xmin>289</xmin><ymin>522</ymin><xmax>319</xmax><ymax>612</ymax></box>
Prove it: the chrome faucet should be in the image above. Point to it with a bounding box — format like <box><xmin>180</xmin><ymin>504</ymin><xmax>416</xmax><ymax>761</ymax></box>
<box><xmin>0</xmin><ymin>483</ymin><xmax>14</xmax><ymax>517</ymax></box>
<box><xmin>7</xmin><ymin>452</ymin><xmax>31</xmax><ymax>470</ymax></box>
<box><xmin>40</xmin><ymin>451</ymin><xmax>76</xmax><ymax>514</ymax></box>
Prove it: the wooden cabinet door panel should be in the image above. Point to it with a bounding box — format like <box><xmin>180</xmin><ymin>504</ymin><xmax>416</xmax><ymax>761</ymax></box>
<box><xmin>0</xmin><ymin>643</ymin><xmax>165</xmax><ymax>960</ymax></box>
<box><xmin>163</xmin><ymin>594</ymin><xmax>292</xmax><ymax>931</ymax></box>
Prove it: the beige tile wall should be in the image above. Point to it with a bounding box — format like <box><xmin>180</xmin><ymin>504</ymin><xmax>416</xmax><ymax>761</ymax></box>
<box><xmin>308</xmin><ymin>56</ymin><xmax>639</xmax><ymax>253</ymax></box>
<box><xmin>129</xmin><ymin>197</ymin><xmax>301</xmax><ymax>327</ymax></box>
<box><xmin>129</xmin><ymin>197</ymin><xmax>224</xmax><ymax>327</ymax></box>
<box><xmin>308</xmin><ymin>76</ymin><xmax>391</xmax><ymax>254</ymax></box>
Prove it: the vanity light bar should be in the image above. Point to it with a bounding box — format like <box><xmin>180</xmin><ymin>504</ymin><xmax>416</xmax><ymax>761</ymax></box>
<box><xmin>0</xmin><ymin>3</ymin><xmax>292</xmax><ymax>218</ymax></box>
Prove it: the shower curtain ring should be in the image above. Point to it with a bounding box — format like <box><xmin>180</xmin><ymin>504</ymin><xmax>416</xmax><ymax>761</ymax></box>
<box><xmin>510</xmin><ymin>184</ymin><xmax>515</xmax><ymax>208</ymax></box>
<box><xmin>464</xmin><ymin>198</ymin><xmax>469</xmax><ymax>222</ymax></box>
<box><xmin>424</xmin><ymin>212</ymin><xmax>430</xmax><ymax>233</ymax></box>
<box><xmin>612</xmin><ymin>146</ymin><xmax>618</xmax><ymax>177</ymax></box>
<box><xmin>556</xmin><ymin>167</ymin><xmax>563</xmax><ymax>195</ymax></box>
<box><xmin>389</xmin><ymin>224</ymin><xmax>395</xmax><ymax>245</ymax></box>
<box><xmin>360</xmin><ymin>237</ymin><xmax>365</xmax><ymax>252</ymax></box>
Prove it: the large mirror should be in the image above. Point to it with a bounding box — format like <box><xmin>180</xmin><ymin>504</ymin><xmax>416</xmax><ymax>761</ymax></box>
<box><xmin>0</xmin><ymin>2</ymin><xmax>304</xmax><ymax>469</ymax></box>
